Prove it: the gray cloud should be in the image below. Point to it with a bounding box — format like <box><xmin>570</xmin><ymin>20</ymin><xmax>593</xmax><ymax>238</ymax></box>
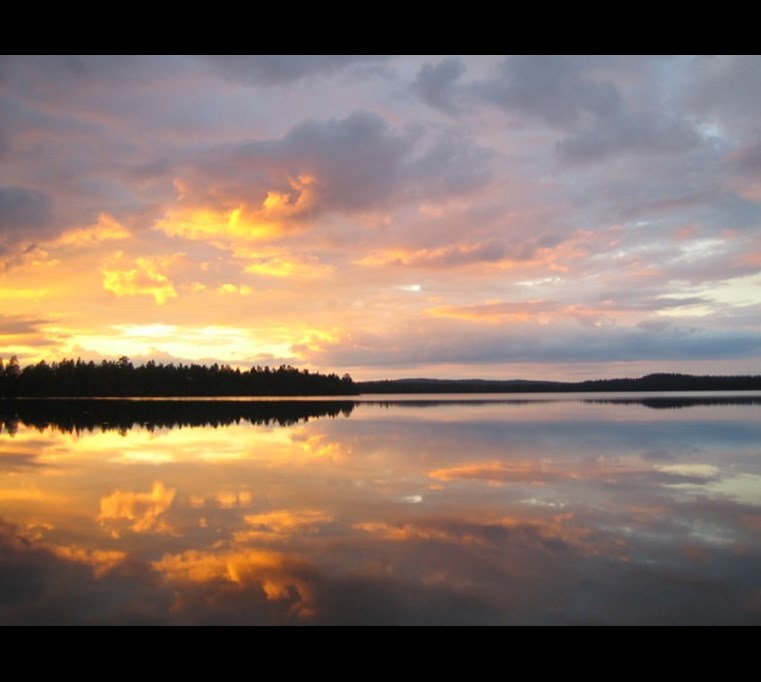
<box><xmin>557</xmin><ymin>110</ymin><xmax>702</xmax><ymax>163</ymax></box>
<box><xmin>0</xmin><ymin>186</ymin><xmax>53</xmax><ymax>236</ymax></box>
<box><xmin>205</xmin><ymin>55</ymin><xmax>390</xmax><ymax>86</ymax></box>
<box><xmin>462</xmin><ymin>56</ymin><xmax>705</xmax><ymax>164</ymax></box>
<box><xmin>411</xmin><ymin>58</ymin><xmax>467</xmax><ymax>115</ymax></box>
<box><xmin>683</xmin><ymin>55</ymin><xmax>761</xmax><ymax>132</ymax></box>
<box><xmin>733</xmin><ymin>139</ymin><xmax>761</xmax><ymax>175</ymax></box>
<box><xmin>474</xmin><ymin>56</ymin><xmax>623</xmax><ymax>128</ymax></box>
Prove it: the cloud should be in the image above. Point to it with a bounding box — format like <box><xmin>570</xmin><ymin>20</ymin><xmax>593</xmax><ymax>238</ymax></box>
<box><xmin>356</xmin><ymin>237</ymin><xmax>557</xmax><ymax>269</ymax></box>
<box><xmin>98</xmin><ymin>481</ymin><xmax>176</xmax><ymax>535</ymax></box>
<box><xmin>159</xmin><ymin>111</ymin><xmax>492</xmax><ymax>244</ymax></box>
<box><xmin>295</xmin><ymin>317</ymin><xmax>761</xmax><ymax>370</ymax></box>
<box><xmin>412</xmin><ymin>58</ymin><xmax>467</xmax><ymax>114</ymax></box>
<box><xmin>56</xmin><ymin>213</ymin><xmax>130</xmax><ymax>246</ymax></box>
<box><xmin>0</xmin><ymin>186</ymin><xmax>53</xmax><ymax>237</ymax></box>
<box><xmin>205</xmin><ymin>55</ymin><xmax>390</xmax><ymax>86</ymax></box>
<box><xmin>475</xmin><ymin>55</ymin><xmax>623</xmax><ymax>128</ymax></box>
<box><xmin>0</xmin><ymin>519</ymin><xmax>173</xmax><ymax>624</ymax></box>
<box><xmin>102</xmin><ymin>253</ymin><xmax>179</xmax><ymax>305</ymax></box>
<box><xmin>557</xmin><ymin>110</ymin><xmax>702</xmax><ymax>163</ymax></box>
<box><xmin>153</xmin><ymin>547</ymin><xmax>316</xmax><ymax>618</ymax></box>
<box><xmin>427</xmin><ymin>460</ymin><xmax>550</xmax><ymax>484</ymax></box>
<box><xmin>683</xmin><ymin>56</ymin><xmax>761</xmax><ymax>131</ymax></box>
<box><xmin>50</xmin><ymin>545</ymin><xmax>127</xmax><ymax>578</ymax></box>
<box><xmin>468</xmin><ymin>56</ymin><xmax>703</xmax><ymax>163</ymax></box>
<box><xmin>242</xmin><ymin>510</ymin><xmax>334</xmax><ymax>534</ymax></box>
<box><xmin>0</xmin><ymin>314</ymin><xmax>50</xmax><ymax>337</ymax></box>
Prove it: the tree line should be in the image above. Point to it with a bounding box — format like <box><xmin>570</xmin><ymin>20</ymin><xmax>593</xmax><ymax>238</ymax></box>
<box><xmin>0</xmin><ymin>356</ymin><xmax>357</xmax><ymax>397</ymax></box>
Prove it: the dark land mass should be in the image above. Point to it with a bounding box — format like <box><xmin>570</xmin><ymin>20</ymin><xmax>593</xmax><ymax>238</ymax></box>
<box><xmin>1</xmin><ymin>356</ymin><xmax>761</xmax><ymax>398</ymax></box>
<box><xmin>369</xmin><ymin>396</ymin><xmax>761</xmax><ymax>410</ymax></box>
<box><xmin>357</xmin><ymin>374</ymin><xmax>761</xmax><ymax>394</ymax></box>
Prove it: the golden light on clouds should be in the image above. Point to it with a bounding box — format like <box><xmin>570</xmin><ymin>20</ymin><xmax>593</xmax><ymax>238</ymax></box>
<box><xmin>98</xmin><ymin>481</ymin><xmax>176</xmax><ymax>535</ymax></box>
<box><xmin>1</xmin><ymin>55</ymin><xmax>760</xmax><ymax>380</ymax></box>
<box><xmin>102</xmin><ymin>253</ymin><xmax>180</xmax><ymax>305</ymax></box>
<box><xmin>243</xmin><ymin>509</ymin><xmax>334</xmax><ymax>533</ymax></box>
<box><xmin>51</xmin><ymin>545</ymin><xmax>127</xmax><ymax>578</ymax></box>
<box><xmin>57</xmin><ymin>213</ymin><xmax>131</xmax><ymax>247</ymax></box>
<box><xmin>153</xmin><ymin>547</ymin><xmax>315</xmax><ymax>617</ymax></box>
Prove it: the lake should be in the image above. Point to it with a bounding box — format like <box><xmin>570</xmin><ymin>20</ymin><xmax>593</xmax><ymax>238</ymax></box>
<box><xmin>2</xmin><ymin>392</ymin><xmax>761</xmax><ymax>625</ymax></box>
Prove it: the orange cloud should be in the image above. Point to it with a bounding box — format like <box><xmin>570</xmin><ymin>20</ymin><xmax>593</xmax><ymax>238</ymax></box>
<box><xmin>50</xmin><ymin>545</ymin><xmax>127</xmax><ymax>577</ymax></box>
<box><xmin>0</xmin><ymin>487</ymin><xmax>65</xmax><ymax>503</ymax></box>
<box><xmin>353</xmin><ymin>521</ymin><xmax>485</xmax><ymax>545</ymax></box>
<box><xmin>56</xmin><ymin>213</ymin><xmax>131</xmax><ymax>247</ymax></box>
<box><xmin>98</xmin><ymin>481</ymin><xmax>176</xmax><ymax>535</ymax></box>
<box><xmin>153</xmin><ymin>547</ymin><xmax>314</xmax><ymax>617</ymax></box>
<box><xmin>428</xmin><ymin>300</ymin><xmax>554</xmax><ymax>323</ymax></box>
<box><xmin>215</xmin><ymin>490</ymin><xmax>253</xmax><ymax>509</ymax></box>
<box><xmin>427</xmin><ymin>460</ymin><xmax>550</xmax><ymax>485</ymax></box>
<box><xmin>242</xmin><ymin>256</ymin><xmax>332</xmax><ymax>279</ymax></box>
<box><xmin>155</xmin><ymin>176</ymin><xmax>316</xmax><ymax>245</ymax></box>
<box><xmin>243</xmin><ymin>509</ymin><xmax>333</xmax><ymax>534</ymax></box>
<box><xmin>217</xmin><ymin>283</ymin><xmax>252</xmax><ymax>295</ymax></box>
<box><xmin>102</xmin><ymin>253</ymin><xmax>179</xmax><ymax>305</ymax></box>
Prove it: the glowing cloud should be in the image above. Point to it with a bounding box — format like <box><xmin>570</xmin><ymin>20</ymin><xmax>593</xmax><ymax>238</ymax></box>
<box><xmin>243</xmin><ymin>509</ymin><xmax>333</xmax><ymax>534</ymax></box>
<box><xmin>98</xmin><ymin>481</ymin><xmax>176</xmax><ymax>535</ymax></box>
<box><xmin>102</xmin><ymin>253</ymin><xmax>179</xmax><ymax>305</ymax></box>
<box><xmin>56</xmin><ymin>213</ymin><xmax>131</xmax><ymax>247</ymax></box>
<box><xmin>153</xmin><ymin>547</ymin><xmax>315</xmax><ymax>617</ymax></box>
<box><xmin>51</xmin><ymin>545</ymin><xmax>127</xmax><ymax>577</ymax></box>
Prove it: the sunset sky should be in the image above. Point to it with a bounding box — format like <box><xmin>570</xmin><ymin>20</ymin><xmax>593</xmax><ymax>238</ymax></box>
<box><xmin>1</xmin><ymin>55</ymin><xmax>760</xmax><ymax>380</ymax></box>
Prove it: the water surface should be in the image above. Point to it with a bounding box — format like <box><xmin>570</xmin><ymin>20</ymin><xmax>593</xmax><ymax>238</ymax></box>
<box><xmin>1</xmin><ymin>393</ymin><xmax>760</xmax><ymax>624</ymax></box>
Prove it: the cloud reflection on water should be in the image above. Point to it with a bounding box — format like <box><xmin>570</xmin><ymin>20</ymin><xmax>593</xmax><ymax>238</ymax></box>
<box><xmin>0</xmin><ymin>396</ymin><xmax>760</xmax><ymax>624</ymax></box>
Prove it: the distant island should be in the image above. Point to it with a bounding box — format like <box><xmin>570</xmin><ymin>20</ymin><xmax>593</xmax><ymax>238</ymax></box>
<box><xmin>1</xmin><ymin>356</ymin><xmax>760</xmax><ymax>397</ymax></box>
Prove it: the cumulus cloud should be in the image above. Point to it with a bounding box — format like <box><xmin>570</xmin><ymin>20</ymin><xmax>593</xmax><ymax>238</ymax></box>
<box><xmin>98</xmin><ymin>481</ymin><xmax>176</xmax><ymax>535</ymax></box>
<box><xmin>160</xmin><ymin>110</ymin><xmax>492</xmax><ymax>243</ymax></box>
<box><xmin>205</xmin><ymin>55</ymin><xmax>390</xmax><ymax>86</ymax></box>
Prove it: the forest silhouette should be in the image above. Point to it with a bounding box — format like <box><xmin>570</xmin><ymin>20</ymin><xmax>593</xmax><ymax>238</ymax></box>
<box><xmin>2</xmin><ymin>356</ymin><xmax>761</xmax><ymax>400</ymax></box>
<box><xmin>0</xmin><ymin>356</ymin><xmax>356</xmax><ymax>397</ymax></box>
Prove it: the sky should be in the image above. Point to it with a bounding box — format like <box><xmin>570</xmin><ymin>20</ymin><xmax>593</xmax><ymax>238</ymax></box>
<box><xmin>1</xmin><ymin>55</ymin><xmax>760</xmax><ymax>381</ymax></box>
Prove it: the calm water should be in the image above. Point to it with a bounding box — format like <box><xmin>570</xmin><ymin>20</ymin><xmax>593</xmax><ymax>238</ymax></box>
<box><xmin>1</xmin><ymin>393</ymin><xmax>761</xmax><ymax>625</ymax></box>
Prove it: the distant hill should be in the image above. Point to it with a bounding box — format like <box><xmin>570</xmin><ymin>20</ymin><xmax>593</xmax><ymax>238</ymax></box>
<box><xmin>357</xmin><ymin>373</ymin><xmax>761</xmax><ymax>394</ymax></box>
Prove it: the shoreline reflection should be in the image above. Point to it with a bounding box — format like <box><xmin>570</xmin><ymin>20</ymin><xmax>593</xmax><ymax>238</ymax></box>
<box><xmin>1</xmin><ymin>395</ymin><xmax>760</xmax><ymax>624</ymax></box>
<box><xmin>0</xmin><ymin>398</ymin><xmax>355</xmax><ymax>434</ymax></box>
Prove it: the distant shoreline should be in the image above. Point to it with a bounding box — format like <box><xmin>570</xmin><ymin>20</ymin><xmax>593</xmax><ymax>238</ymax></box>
<box><xmin>3</xmin><ymin>356</ymin><xmax>761</xmax><ymax>397</ymax></box>
<box><xmin>356</xmin><ymin>374</ymin><xmax>761</xmax><ymax>394</ymax></box>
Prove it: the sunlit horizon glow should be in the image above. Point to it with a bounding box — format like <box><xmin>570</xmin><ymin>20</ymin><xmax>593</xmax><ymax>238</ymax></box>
<box><xmin>2</xmin><ymin>55</ymin><xmax>760</xmax><ymax>381</ymax></box>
